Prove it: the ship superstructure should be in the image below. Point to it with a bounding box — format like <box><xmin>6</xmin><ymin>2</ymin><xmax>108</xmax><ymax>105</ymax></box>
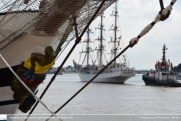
<box><xmin>74</xmin><ymin>1</ymin><xmax>135</xmax><ymax>83</ymax></box>
<box><xmin>143</xmin><ymin>44</ymin><xmax>181</xmax><ymax>87</ymax></box>
<box><xmin>0</xmin><ymin>0</ymin><xmax>116</xmax><ymax>114</ymax></box>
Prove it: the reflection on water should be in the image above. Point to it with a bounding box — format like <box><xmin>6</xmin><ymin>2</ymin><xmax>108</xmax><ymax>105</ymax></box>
<box><xmin>17</xmin><ymin>74</ymin><xmax>181</xmax><ymax>115</ymax></box>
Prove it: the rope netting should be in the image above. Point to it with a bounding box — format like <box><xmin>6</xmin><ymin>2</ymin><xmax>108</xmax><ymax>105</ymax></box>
<box><xmin>0</xmin><ymin>0</ymin><xmax>116</xmax><ymax>50</ymax></box>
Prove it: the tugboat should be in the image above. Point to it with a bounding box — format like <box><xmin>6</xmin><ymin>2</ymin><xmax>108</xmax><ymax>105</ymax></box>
<box><xmin>142</xmin><ymin>44</ymin><xmax>181</xmax><ymax>87</ymax></box>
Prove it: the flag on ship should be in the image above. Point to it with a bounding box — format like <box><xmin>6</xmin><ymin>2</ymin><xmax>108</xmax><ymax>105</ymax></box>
<box><xmin>118</xmin><ymin>35</ymin><xmax>122</xmax><ymax>39</ymax></box>
<box><xmin>20</xmin><ymin>57</ymin><xmax>54</xmax><ymax>86</ymax></box>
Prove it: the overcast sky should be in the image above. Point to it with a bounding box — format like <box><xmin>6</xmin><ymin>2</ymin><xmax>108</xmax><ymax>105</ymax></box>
<box><xmin>54</xmin><ymin>0</ymin><xmax>181</xmax><ymax>70</ymax></box>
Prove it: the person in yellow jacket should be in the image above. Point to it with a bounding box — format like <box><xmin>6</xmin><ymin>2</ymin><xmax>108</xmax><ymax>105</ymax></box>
<box><xmin>11</xmin><ymin>46</ymin><xmax>56</xmax><ymax>103</ymax></box>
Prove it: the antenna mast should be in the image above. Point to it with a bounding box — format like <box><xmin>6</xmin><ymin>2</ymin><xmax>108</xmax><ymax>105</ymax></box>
<box><xmin>113</xmin><ymin>1</ymin><xmax>118</xmax><ymax>67</ymax></box>
<box><xmin>162</xmin><ymin>44</ymin><xmax>167</xmax><ymax>63</ymax></box>
<box><xmin>87</xmin><ymin>27</ymin><xmax>90</xmax><ymax>67</ymax></box>
<box><xmin>97</xmin><ymin>13</ymin><xmax>104</xmax><ymax>67</ymax></box>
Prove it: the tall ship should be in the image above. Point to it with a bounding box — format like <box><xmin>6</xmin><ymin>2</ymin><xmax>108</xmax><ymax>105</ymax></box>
<box><xmin>73</xmin><ymin>2</ymin><xmax>135</xmax><ymax>83</ymax></box>
<box><xmin>142</xmin><ymin>44</ymin><xmax>181</xmax><ymax>87</ymax></box>
<box><xmin>0</xmin><ymin>0</ymin><xmax>116</xmax><ymax>115</ymax></box>
<box><xmin>0</xmin><ymin>0</ymin><xmax>177</xmax><ymax>117</ymax></box>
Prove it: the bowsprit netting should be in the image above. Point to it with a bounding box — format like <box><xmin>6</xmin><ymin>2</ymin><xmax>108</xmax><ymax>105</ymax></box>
<box><xmin>0</xmin><ymin>0</ymin><xmax>116</xmax><ymax>50</ymax></box>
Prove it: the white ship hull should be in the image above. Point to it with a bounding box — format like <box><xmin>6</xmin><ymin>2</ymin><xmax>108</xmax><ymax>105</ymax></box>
<box><xmin>0</xmin><ymin>33</ymin><xmax>60</xmax><ymax>115</ymax></box>
<box><xmin>78</xmin><ymin>71</ymin><xmax>135</xmax><ymax>83</ymax></box>
<box><xmin>0</xmin><ymin>21</ymin><xmax>61</xmax><ymax>115</ymax></box>
<box><xmin>0</xmin><ymin>31</ymin><xmax>60</xmax><ymax>113</ymax></box>
<box><xmin>0</xmin><ymin>0</ymin><xmax>117</xmax><ymax>115</ymax></box>
<box><xmin>0</xmin><ymin>33</ymin><xmax>60</xmax><ymax>68</ymax></box>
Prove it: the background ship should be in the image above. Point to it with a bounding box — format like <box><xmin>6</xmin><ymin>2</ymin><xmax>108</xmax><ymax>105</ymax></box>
<box><xmin>0</xmin><ymin>0</ymin><xmax>116</xmax><ymax>114</ymax></box>
<box><xmin>74</xmin><ymin>2</ymin><xmax>135</xmax><ymax>83</ymax></box>
<box><xmin>0</xmin><ymin>0</ymin><xmax>178</xmax><ymax>117</ymax></box>
<box><xmin>142</xmin><ymin>44</ymin><xmax>181</xmax><ymax>87</ymax></box>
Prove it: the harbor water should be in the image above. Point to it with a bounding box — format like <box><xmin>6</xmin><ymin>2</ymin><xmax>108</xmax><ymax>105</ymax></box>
<box><xmin>17</xmin><ymin>74</ymin><xmax>181</xmax><ymax>116</ymax></box>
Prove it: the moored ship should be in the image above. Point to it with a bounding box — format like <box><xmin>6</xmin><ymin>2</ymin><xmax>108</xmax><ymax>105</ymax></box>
<box><xmin>74</xmin><ymin>60</ymin><xmax>135</xmax><ymax>83</ymax></box>
<box><xmin>142</xmin><ymin>44</ymin><xmax>181</xmax><ymax>87</ymax></box>
<box><xmin>74</xmin><ymin>2</ymin><xmax>135</xmax><ymax>83</ymax></box>
<box><xmin>0</xmin><ymin>0</ymin><xmax>116</xmax><ymax>114</ymax></box>
<box><xmin>0</xmin><ymin>0</ymin><xmax>178</xmax><ymax>116</ymax></box>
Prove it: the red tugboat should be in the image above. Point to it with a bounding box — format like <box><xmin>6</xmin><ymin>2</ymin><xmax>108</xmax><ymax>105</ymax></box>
<box><xmin>142</xmin><ymin>44</ymin><xmax>181</xmax><ymax>87</ymax></box>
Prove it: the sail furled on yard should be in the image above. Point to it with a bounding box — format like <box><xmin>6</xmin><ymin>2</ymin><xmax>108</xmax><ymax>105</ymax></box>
<box><xmin>0</xmin><ymin>0</ymin><xmax>116</xmax><ymax>48</ymax></box>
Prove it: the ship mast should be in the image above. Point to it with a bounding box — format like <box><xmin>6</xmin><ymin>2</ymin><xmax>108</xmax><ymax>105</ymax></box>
<box><xmin>109</xmin><ymin>1</ymin><xmax>119</xmax><ymax>67</ymax></box>
<box><xmin>114</xmin><ymin>1</ymin><xmax>118</xmax><ymax>67</ymax></box>
<box><xmin>87</xmin><ymin>5</ymin><xmax>90</xmax><ymax>67</ymax></box>
<box><xmin>162</xmin><ymin>44</ymin><xmax>167</xmax><ymax>63</ymax></box>
<box><xmin>79</xmin><ymin>27</ymin><xmax>93</xmax><ymax>67</ymax></box>
<box><xmin>100</xmin><ymin>13</ymin><xmax>104</xmax><ymax>66</ymax></box>
<box><xmin>79</xmin><ymin>5</ymin><xmax>94</xmax><ymax>67</ymax></box>
<box><xmin>87</xmin><ymin>27</ymin><xmax>90</xmax><ymax>67</ymax></box>
<box><xmin>95</xmin><ymin>13</ymin><xmax>105</xmax><ymax>67</ymax></box>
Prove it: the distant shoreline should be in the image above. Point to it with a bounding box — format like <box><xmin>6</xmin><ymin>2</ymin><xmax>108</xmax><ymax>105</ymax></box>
<box><xmin>47</xmin><ymin>72</ymin><xmax>77</xmax><ymax>74</ymax></box>
<box><xmin>64</xmin><ymin>72</ymin><xmax>77</xmax><ymax>74</ymax></box>
<box><xmin>47</xmin><ymin>72</ymin><xmax>144</xmax><ymax>74</ymax></box>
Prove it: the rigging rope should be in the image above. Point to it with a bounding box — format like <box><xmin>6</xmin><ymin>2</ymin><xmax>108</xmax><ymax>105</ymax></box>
<box><xmin>46</xmin><ymin>45</ymin><xmax>131</xmax><ymax>121</ymax></box>
<box><xmin>89</xmin><ymin>54</ymin><xmax>95</xmax><ymax>65</ymax></box>
<box><xmin>25</xmin><ymin>0</ymin><xmax>108</xmax><ymax>119</ymax></box>
<box><xmin>0</xmin><ymin>54</ymin><xmax>60</xmax><ymax>119</ymax></box>
<box><xmin>129</xmin><ymin>0</ymin><xmax>176</xmax><ymax>45</ymax></box>
<box><xmin>103</xmin><ymin>51</ymin><xmax>108</xmax><ymax>64</ymax></box>
<box><xmin>93</xmin><ymin>53</ymin><xmax>99</xmax><ymax>65</ymax></box>
<box><xmin>78</xmin><ymin>51</ymin><xmax>82</xmax><ymax>64</ymax></box>
<box><xmin>82</xmin><ymin>54</ymin><xmax>87</xmax><ymax>66</ymax></box>
<box><xmin>44</xmin><ymin>0</ymin><xmax>177</xmax><ymax>120</ymax></box>
<box><xmin>0</xmin><ymin>0</ymin><xmax>115</xmax><ymax>55</ymax></box>
<box><xmin>55</xmin><ymin>40</ymin><xmax>71</xmax><ymax>62</ymax></box>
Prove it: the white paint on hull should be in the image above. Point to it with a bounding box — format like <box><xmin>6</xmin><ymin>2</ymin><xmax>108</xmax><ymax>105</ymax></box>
<box><xmin>78</xmin><ymin>71</ymin><xmax>135</xmax><ymax>83</ymax></box>
<box><xmin>0</xmin><ymin>33</ymin><xmax>60</xmax><ymax>68</ymax></box>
